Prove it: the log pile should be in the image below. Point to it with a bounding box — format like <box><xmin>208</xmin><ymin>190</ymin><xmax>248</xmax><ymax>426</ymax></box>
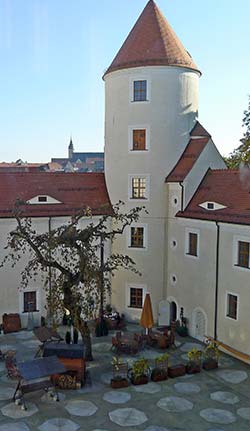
<box><xmin>57</xmin><ymin>373</ymin><xmax>77</xmax><ymax>389</ymax></box>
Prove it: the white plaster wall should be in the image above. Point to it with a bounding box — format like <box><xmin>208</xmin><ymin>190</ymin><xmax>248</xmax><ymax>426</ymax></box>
<box><xmin>183</xmin><ymin>139</ymin><xmax>227</xmax><ymax>208</ymax></box>
<box><xmin>0</xmin><ymin>215</ymin><xmax>110</xmax><ymax>328</ymax></box>
<box><xmin>167</xmin><ymin>216</ymin><xmax>250</xmax><ymax>355</ymax></box>
<box><xmin>105</xmin><ymin>65</ymin><xmax>199</xmax><ymax>320</ymax></box>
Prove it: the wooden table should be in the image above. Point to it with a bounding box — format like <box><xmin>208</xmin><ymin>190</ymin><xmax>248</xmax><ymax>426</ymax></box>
<box><xmin>43</xmin><ymin>342</ymin><xmax>86</xmax><ymax>384</ymax></box>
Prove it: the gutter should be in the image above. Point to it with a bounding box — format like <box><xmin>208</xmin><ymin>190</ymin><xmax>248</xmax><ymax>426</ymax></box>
<box><xmin>214</xmin><ymin>221</ymin><xmax>220</xmax><ymax>340</ymax></box>
<box><xmin>179</xmin><ymin>182</ymin><xmax>184</xmax><ymax>212</ymax></box>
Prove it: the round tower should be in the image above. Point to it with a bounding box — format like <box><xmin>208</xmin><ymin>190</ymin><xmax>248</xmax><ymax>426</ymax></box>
<box><xmin>104</xmin><ymin>0</ymin><xmax>201</xmax><ymax>321</ymax></box>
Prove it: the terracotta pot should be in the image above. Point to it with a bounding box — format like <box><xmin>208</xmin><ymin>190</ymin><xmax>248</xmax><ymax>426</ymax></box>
<box><xmin>111</xmin><ymin>378</ymin><xmax>129</xmax><ymax>389</ymax></box>
<box><xmin>131</xmin><ymin>375</ymin><xmax>149</xmax><ymax>385</ymax></box>
<box><xmin>186</xmin><ymin>362</ymin><xmax>201</xmax><ymax>374</ymax></box>
<box><xmin>168</xmin><ymin>364</ymin><xmax>186</xmax><ymax>378</ymax></box>
<box><xmin>151</xmin><ymin>369</ymin><xmax>168</xmax><ymax>382</ymax></box>
<box><xmin>202</xmin><ymin>359</ymin><xmax>218</xmax><ymax>371</ymax></box>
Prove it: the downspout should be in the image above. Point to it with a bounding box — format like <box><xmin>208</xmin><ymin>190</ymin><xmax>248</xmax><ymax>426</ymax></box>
<box><xmin>214</xmin><ymin>221</ymin><xmax>220</xmax><ymax>341</ymax></box>
<box><xmin>48</xmin><ymin>217</ymin><xmax>52</xmax><ymax>321</ymax></box>
<box><xmin>179</xmin><ymin>182</ymin><xmax>184</xmax><ymax>212</ymax></box>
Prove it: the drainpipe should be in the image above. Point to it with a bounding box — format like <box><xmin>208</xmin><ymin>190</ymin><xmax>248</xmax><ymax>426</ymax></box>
<box><xmin>179</xmin><ymin>182</ymin><xmax>184</xmax><ymax>212</ymax></box>
<box><xmin>48</xmin><ymin>217</ymin><xmax>52</xmax><ymax>322</ymax></box>
<box><xmin>214</xmin><ymin>221</ymin><xmax>220</xmax><ymax>341</ymax></box>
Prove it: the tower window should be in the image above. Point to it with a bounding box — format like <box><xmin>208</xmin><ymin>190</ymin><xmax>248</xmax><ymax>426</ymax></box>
<box><xmin>133</xmin><ymin>129</ymin><xmax>146</xmax><ymax>150</ymax></box>
<box><xmin>133</xmin><ymin>80</ymin><xmax>147</xmax><ymax>101</ymax></box>
<box><xmin>132</xmin><ymin>177</ymin><xmax>146</xmax><ymax>199</ymax></box>
<box><xmin>238</xmin><ymin>241</ymin><xmax>250</xmax><ymax>268</ymax></box>
<box><xmin>130</xmin><ymin>227</ymin><xmax>144</xmax><ymax>248</ymax></box>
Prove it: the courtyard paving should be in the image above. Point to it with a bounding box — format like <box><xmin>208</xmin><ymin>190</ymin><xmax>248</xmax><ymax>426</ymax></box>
<box><xmin>0</xmin><ymin>324</ymin><xmax>250</xmax><ymax>430</ymax></box>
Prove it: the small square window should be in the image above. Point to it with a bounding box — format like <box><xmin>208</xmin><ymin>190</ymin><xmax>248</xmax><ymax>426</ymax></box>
<box><xmin>227</xmin><ymin>294</ymin><xmax>238</xmax><ymax>320</ymax></box>
<box><xmin>133</xmin><ymin>129</ymin><xmax>146</xmax><ymax>150</ymax></box>
<box><xmin>38</xmin><ymin>196</ymin><xmax>47</xmax><ymax>202</ymax></box>
<box><xmin>132</xmin><ymin>177</ymin><xmax>146</xmax><ymax>199</ymax></box>
<box><xmin>130</xmin><ymin>288</ymin><xmax>143</xmax><ymax>308</ymax></box>
<box><xmin>133</xmin><ymin>80</ymin><xmax>147</xmax><ymax>102</ymax></box>
<box><xmin>188</xmin><ymin>233</ymin><xmax>198</xmax><ymax>256</ymax></box>
<box><xmin>131</xmin><ymin>227</ymin><xmax>144</xmax><ymax>248</ymax></box>
<box><xmin>207</xmin><ymin>202</ymin><xmax>214</xmax><ymax>209</ymax></box>
<box><xmin>238</xmin><ymin>241</ymin><xmax>249</xmax><ymax>268</ymax></box>
<box><xmin>23</xmin><ymin>291</ymin><xmax>37</xmax><ymax>313</ymax></box>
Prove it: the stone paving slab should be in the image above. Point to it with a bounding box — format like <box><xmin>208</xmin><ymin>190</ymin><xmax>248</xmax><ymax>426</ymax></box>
<box><xmin>0</xmin><ymin>326</ymin><xmax>250</xmax><ymax>431</ymax></box>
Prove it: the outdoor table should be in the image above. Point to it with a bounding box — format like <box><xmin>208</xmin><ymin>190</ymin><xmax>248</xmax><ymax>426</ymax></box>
<box><xmin>14</xmin><ymin>356</ymin><xmax>66</xmax><ymax>409</ymax></box>
<box><xmin>43</xmin><ymin>342</ymin><xmax>86</xmax><ymax>384</ymax></box>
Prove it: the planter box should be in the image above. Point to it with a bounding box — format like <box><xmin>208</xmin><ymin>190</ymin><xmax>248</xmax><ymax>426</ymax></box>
<box><xmin>168</xmin><ymin>364</ymin><xmax>186</xmax><ymax>378</ymax></box>
<box><xmin>186</xmin><ymin>363</ymin><xmax>201</xmax><ymax>374</ymax></box>
<box><xmin>111</xmin><ymin>378</ymin><xmax>129</xmax><ymax>389</ymax></box>
<box><xmin>202</xmin><ymin>359</ymin><xmax>218</xmax><ymax>371</ymax></box>
<box><xmin>151</xmin><ymin>370</ymin><xmax>168</xmax><ymax>382</ymax></box>
<box><xmin>131</xmin><ymin>375</ymin><xmax>149</xmax><ymax>385</ymax></box>
<box><xmin>2</xmin><ymin>313</ymin><xmax>21</xmax><ymax>334</ymax></box>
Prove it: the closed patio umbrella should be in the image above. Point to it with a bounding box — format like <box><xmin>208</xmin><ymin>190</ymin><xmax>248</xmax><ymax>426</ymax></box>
<box><xmin>140</xmin><ymin>293</ymin><xmax>154</xmax><ymax>335</ymax></box>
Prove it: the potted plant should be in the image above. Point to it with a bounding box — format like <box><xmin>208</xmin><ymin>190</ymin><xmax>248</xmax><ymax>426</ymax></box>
<box><xmin>151</xmin><ymin>353</ymin><xmax>168</xmax><ymax>382</ymax></box>
<box><xmin>186</xmin><ymin>348</ymin><xmax>202</xmax><ymax>374</ymax></box>
<box><xmin>128</xmin><ymin>358</ymin><xmax>150</xmax><ymax>385</ymax></box>
<box><xmin>202</xmin><ymin>340</ymin><xmax>220</xmax><ymax>370</ymax></box>
<box><xmin>111</xmin><ymin>357</ymin><xmax>129</xmax><ymax>389</ymax></box>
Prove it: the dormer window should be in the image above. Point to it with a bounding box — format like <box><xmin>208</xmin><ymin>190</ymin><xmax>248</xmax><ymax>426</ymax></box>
<box><xmin>207</xmin><ymin>202</ymin><xmax>214</xmax><ymax>210</ymax></box>
<box><xmin>27</xmin><ymin>195</ymin><xmax>62</xmax><ymax>205</ymax></box>
<box><xmin>199</xmin><ymin>201</ymin><xmax>227</xmax><ymax>211</ymax></box>
<box><xmin>38</xmin><ymin>196</ymin><xmax>47</xmax><ymax>202</ymax></box>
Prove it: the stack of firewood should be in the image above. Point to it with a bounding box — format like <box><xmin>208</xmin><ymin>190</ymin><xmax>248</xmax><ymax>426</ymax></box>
<box><xmin>57</xmin><ymin>374</ymin><xmax>77</xmax><ymax>389</ymax></box>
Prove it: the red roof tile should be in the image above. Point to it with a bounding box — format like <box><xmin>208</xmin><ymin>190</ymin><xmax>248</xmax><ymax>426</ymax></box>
<box><xmin>165</xmin><ymin>137</ymin><xmax>210</xmax><ymax>182</ymax></box>
<box><xmin>178</xmin><ymin>169</ymin><xmax>250</xmax><ymax>225</ymax></box>
<box><xmin>0</xmin><ymin>172</ymin><xmax>112</xmax><ymax>218</ymax></box>
<box><xmin>104</xmin><ymin>0</ymin><xmax>199</xmax><ymax>77</ymax></box>
<box><xmin>190</xmin><ymin>121</ymin><xmax>211</xmax><ymax>138</ymax></box>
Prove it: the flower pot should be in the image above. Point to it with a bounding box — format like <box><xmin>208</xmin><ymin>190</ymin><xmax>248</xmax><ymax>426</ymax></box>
<box><xmin>111</xmin><ymin>378</ymin><xmax>129</xmax><ymax>389</ymax></box>
<box><xmin>151</xmin><ymin>368</ymin><xmax>168</xmax><ymax>382</ymax></box>
<box><xmin>168</xmin><ymin>364</ymin><xmax>186</xmax><ymax>378</ymax></box>
<box><xmin>131</xmin><ymin>375</ymin><xmax>149</xmax><ymax>385</ymax></box>
<box><xmin>186</xmin><ymin>361</ymin><xmax>201</xmax><ymax>374</ymax></box>
<box><xmin>202</xmin><ymin>359</ymin><xmax>218</xmax><ymax>371</ymax></box>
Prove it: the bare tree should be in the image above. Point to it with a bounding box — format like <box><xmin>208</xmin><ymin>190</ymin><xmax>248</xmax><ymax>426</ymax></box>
<box><xmin>1</xmin><ymin>202</ymin><xmax>145</xmax><ymax>360</ymax></box>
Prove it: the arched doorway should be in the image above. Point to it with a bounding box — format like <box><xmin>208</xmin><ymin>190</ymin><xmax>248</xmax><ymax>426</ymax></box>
<box><xmin>170</xmin><ymin>301</ymin><xmax>177</xmax><ymax>322</ymax></box>
<box><xmin>193</xmin><ymin>308</ymin><xmax>207</xmax><ymax>341</ymax></box>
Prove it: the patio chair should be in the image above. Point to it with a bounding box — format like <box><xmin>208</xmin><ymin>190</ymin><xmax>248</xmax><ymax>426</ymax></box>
<box><xmin>33</xmin><ymin>326</ymin><xmax>63</xmax><ymax>357</ymax></box>
<box><xmin>5</xmin><ymin>350</ymin><xmax>20</xmax><ymax>380</ymax></box>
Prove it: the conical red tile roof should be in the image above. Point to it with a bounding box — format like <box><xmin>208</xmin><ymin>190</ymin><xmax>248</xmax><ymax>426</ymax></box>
<box><xmin>104</xmin><ymin>0</ymin><xmax>200</xmax><ymax>77</ymax></box>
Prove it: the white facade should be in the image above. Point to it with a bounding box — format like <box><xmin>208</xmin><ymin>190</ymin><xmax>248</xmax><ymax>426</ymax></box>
<box><xmin>104</xmin><ymin>66</ymin><xmax>200</xmax><ymax>320</ymax></box>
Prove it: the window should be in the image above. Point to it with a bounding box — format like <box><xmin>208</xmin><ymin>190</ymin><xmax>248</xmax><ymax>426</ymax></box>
<box><xmin>188</xmin><ymin>233</ymin><xmax>198</xmax><ymax>256</ymax></box>
<box><xmin>132</xmin><ymin>177</ymin><xmax>146</xmax><ymax>199</ymax></box>
<box><xmin>130</xmin><ymin>288</ymin><xmax>143</xmax><ymax>308</ymax></box>
<box><xmin>130</xmin><ymin>227</ymin><xmax>144</xmax><ymax>248</ymax></box>
<box><xmin>133</xmin><ymin>80</ymin><xmax>147</xmax><ymax>101</ymax></box>
<box><xmin>133</xmin><ymin>129</ymin><xmax>146</xmax><ymax>150</ymax></box>
<box><xmin>238</xmin><ymin>241</ymin><xmax>250</xmax><ymax>268</ymax></box>
<box><xmin>38</xmin><ymin>196</ymin><xmax>47</xmax><ymax>202</ymax></box>
<box><xmin>207</xmin><ymin>202</ymin><xmax>214</xmax><ymax>209</ymax></box>
<box><xmin>227</xmin><ymin>293</ymin><xmax>238</xmax><ymax>320</ymax></box>
<box><xmin>23</xmin><ymin>291</ymin><xmax>37</xmax><ymax>313</ymax></box>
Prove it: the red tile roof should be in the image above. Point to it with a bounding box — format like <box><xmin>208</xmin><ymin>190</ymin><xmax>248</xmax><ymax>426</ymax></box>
<box><xmin>165</xmin><ymin>137</ymin><xmax>210</xmax><ymax>182</ymax></box>
<box><xmin>190</xmin><ymin>121</ymin><xmax>211</xmax><ymax>138</ymax></box>
<box><xmin>104</xmin><ymin>0</ymin><xmax>199</xmax><ymax>77</ymax></box>
<box><xmin>0</xmin><ymin>172</ymin><xmax>112</xmax><ymax>218</ymax></box>
<box><xmin>178</xmin><ymin>169</ymin><xmax>250</xmax><ymax>225</ymax></box>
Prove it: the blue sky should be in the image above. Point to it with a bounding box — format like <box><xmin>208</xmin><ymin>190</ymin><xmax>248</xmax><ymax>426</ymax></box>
<box><xmin>0</xmin><ymin>0</ymin><xmax>249</xmax><ymax>162</ymax></box>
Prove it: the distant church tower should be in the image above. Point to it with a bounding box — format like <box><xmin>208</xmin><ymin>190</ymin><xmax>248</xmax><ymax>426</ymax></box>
<box><xmin>68</xmin><ymin>137</ymin><xmax>74</xmax><ymax>160</ymax></box>
<box><xmin>104</xmin><ymin>1</ymin><xmax>201</xmax><ymax>319</ymax></box>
